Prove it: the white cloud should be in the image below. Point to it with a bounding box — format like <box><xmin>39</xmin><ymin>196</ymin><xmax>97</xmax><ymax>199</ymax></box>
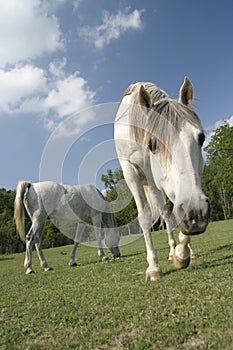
<box><xmin>0</xmin><ymin>61</ymin><xmax>95</xmax><ymax>125</ymax></box>
<box><xmin>0</xmin><ymin>1</ymin><xmax>96</xmax><ymax>126</ymax></box>
<box><xmin>48</xmin><ymin>109</ymin><xmax>96</xmax><ymax>139</ymax></box>
<box><xmin>42</xmin><ymin>0</ymin><xmax>68</xmax><ymax>11</ymax></box>
<box><xmin>49</xmin><ymin>58</ymin><xmax>67</xmax><ymax>79</ymax></box>
<box><xmin>44</xmin><ymin>72</ymin><xmax>96</xmax><ymax>118</ymax></box>
<box><xmin>72</xmin><ymin>0</ymin><xmax>83</xmax><ymax>11</ymax></box>
<box><xmin>80</xmin><ymin>8</ymin><xmax>144</xmax><ymax>49</ymax></box>
<box><xmin>0</xmin><ymin>0</ymin><xmax>63</xmax><ymax>67</ymax></box>
<box><xmin>0</xmin><ymin>65</ymin><xmax>47</xmax><ymax>113</ymax></box>
<box><xmin>213</xmin><ymin>115</ymin><xmax>233</xmax><ymax>129</ymax></box>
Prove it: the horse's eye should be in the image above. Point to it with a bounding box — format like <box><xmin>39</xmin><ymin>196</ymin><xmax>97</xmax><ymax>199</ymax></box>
<box><xmin>198</xmin><ymin>133</ymin><xmax>205</xmax><ymax>147</ymax></box>
<box><xmin>148</xmin><ymin>139</ymin><xmax>157</xmax><ymax>153</ymax></box>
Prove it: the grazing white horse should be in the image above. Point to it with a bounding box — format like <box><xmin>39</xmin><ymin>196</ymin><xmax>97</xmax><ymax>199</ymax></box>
<box><xmin>114</xmin><ymin>77</ymin><xmax>210</xmax><ymax>281</ymax></box>
<box><xmin>14</xmin><ymin>181</ymin><xmax>120</xmax><ymax>274</ymax></box>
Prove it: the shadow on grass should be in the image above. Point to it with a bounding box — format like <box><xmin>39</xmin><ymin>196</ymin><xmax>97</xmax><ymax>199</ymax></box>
<box><xmin>163</xmin><ymin>268</ymin><xmax>178</xmax><ymax>276</ymax></box>
<box><xmin>195</xmin><ymin>243</ymin><xmax>233</xmax><ymax>257</ymax></box>
<box><xmin>214</xmin><ymin>243</ymin><xmax>233</xmax><ymax>252</ymax></box>
<box><xmin>195</xmin><ymin>254</ymin><xmax>233</xmax><ymax>270</ymax></box>
<box><xmin>161</xmin><ymin>248</ymin><xmax>233</xmax><ymax>277</ymax></box>
<box><xmin>0</xmin><ymin>257</ymin><xmax>14</xmax><ymax>261</ymax></box>
<box><xmin>121</xmin><ymin>251</ymin><xmax>145</xmax><ymax>259</ymax></box>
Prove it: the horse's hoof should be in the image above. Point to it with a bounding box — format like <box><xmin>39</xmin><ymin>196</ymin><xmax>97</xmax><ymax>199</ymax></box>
<box><xmin>44</xmin><ymin>266</ymin><xmax>53</xmax><ymax>272</ymax></box>
<box><xmin>190</xmin><ymin>253</ymin><xmax>197</xmax><ymax>259</ymax></box>
<box><xmin>146</xmin><ymin>269</ymin><xmax>163</xmax><ymax>282</ymax></box>
<box><xmin>173</xmin><ymin>254</ymin><xmax>190</xmax><ymax>269</ymax></box>
<box><xmin>173</xmin><ymin>244</ymin><xmax>190</xmax><ymax>269</ymax></box>
<box><xmin>102</xmin><ymin>256</ymin><xmax>109</xmax><ymax>261</ymax></box>
<box><xmin>69</xmin><ymin>262</ymin><xmax>78</xmax><ymax>267</ymax></box>
<box><xmin>26</xmin><ymin>268</ymin><xmax>35</xmax><ymax>275</ymax></box>
<box><xmin>168</xmin><ymin>255</ymin><xmax>173</xmax><ymax>261</ymax></box>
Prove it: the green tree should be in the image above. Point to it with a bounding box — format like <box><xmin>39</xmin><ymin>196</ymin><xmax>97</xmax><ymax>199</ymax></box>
<box><xmin>101</xmin><ymin>168</ymin><xmax>124</xmax><ymax>191</ymax></box>
<box><xmin>202</xmin><ymin>122</ymin><xmax>233</xmax><ymax>220</ymax></box>
<box><xmin>0</xmin><ymin>188</ymin><xmax>25</xmax><ymax>254</ymax></box>
<box><xmin>43</xmin><ymin>219</ymin><xmax>73</xmax><ymax>248</ymax></box>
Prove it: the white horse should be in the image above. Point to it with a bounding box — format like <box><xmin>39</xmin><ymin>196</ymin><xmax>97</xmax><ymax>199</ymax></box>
<box><xmin>14</xmin><ymin>181</ymin><xmax>121</xmax><ymax>274</ymax></box>
<box><xmin>114</xmin><ymin>77</ymin><xmax>210</xmax><ymax>281</ymax></box>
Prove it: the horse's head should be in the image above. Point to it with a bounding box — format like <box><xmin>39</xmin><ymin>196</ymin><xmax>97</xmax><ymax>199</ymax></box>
<box><xmin>105</xmin><ymin>227</ymin><xmax>121</xmax><ymax>258</ymax></box>
<box><xmin>142</xmin><ymin>77</ymin><xmax>210</xmax><ymax>235</ymax></box>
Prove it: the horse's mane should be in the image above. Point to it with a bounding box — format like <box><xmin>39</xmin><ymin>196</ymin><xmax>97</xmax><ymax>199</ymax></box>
<box><xmin>121</xmin><ymin>82</ymin><xmax>203</xmax><ymax>160</ymax></box>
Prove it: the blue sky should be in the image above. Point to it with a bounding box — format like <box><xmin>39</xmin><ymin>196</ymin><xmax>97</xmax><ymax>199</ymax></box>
<box><xmin>1</xmin><ymin>0</ymin><xmax>233</xmax><ymax>190</ymax></box>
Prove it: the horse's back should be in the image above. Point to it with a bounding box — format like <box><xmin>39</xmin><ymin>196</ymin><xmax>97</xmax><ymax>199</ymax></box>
<box><xmin>26</xmin><ymin>182</ymin><xmax>109</xmax><ymax>222</ymax></box>
<box><xmin>63</xmin><ymin>184</ymin><xmax>108</xmax><ymax>216</ymax></box>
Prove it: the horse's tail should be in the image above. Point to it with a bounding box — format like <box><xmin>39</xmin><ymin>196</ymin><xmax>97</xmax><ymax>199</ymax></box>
<box><xmin>14</xmin><ymin>181</ymin><xmax>31</xmax><ymax>242</ymax></box>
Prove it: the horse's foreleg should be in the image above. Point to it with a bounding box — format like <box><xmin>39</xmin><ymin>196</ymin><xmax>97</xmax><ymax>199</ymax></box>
<box><xmin>97</xmin><ymin>234</ymin><xmax>109</xmax><ymax>261</ymax></box>
<box><xmin>69</xmin><ymin>242</ymin><xmax>79</xmax><ymax>266</ymax></box>
<box><xmin>98</xmin><ymin>248</ymin><xmax>109</xmax><ymax>261</ymax></box>
<box><xmin>120</xmin><ymin>164</ymin><xmax>163</xmax><ymax>281</ymax></box>
<box><xmin>138</xmin><ymin>204</ymin><xmax>163</xmax><ymax>281</ymax></box>
<box><xmin>173</xmin><ymin>231</ymin><xmax>191</xmax><ymax>269</ymax></box>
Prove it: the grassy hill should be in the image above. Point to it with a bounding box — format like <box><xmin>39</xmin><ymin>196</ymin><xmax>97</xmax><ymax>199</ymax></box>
<box><xmin>0</xmin><ymin>220</ymin><xmax>233</xmax><ymax>349</ymax></box>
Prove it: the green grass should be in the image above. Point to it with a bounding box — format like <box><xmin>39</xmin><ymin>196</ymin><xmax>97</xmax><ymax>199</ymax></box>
<box><xmin>0</xmin><ymin>220</ymin><xmax>233</xmax><ymax>349</ymax></box>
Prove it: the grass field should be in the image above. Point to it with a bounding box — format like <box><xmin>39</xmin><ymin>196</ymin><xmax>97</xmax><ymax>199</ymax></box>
<box><xmin>0</xmin><ymin>220</ymin><xmax>233</xmax><ymax>350</ymax></box>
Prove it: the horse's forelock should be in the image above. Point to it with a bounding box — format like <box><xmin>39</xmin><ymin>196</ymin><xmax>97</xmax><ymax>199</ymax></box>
<box><xmin>145</xmin><ymin>99</ymin><xmax>202</xmax><ymax>161</ymax></box>
<box><xmin>127</xmin><ymin>83</ymin><xmax>202</xmax><ymax>163</ymax></box>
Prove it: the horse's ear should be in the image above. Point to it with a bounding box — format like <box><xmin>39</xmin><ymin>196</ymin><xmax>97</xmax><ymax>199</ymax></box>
<box><xmin>178</xmin><ymin>76</ymin><xmax>194</xmax><ymax>107</ymax></box>
<box><xmin>139</xmin><ymin>85</ymin><xmax>153</xmax><ymax>109</ymax></box>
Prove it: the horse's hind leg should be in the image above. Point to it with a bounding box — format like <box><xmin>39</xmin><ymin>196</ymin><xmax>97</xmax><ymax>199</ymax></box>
<box><xmin>160</xmin><ymin>209</ymin><xmax>176</xmax><ymax>260</ymax></box>
<box><xmin>144</xmin><ymin>185</ymin><xmax>176</xmax><ymax>261</ymax></box>
<box><xmin>69</xmin><ymin>223</ymin><xmax>86</xmax><ymax>266</ymax></box>
<box><xmin>24</xmin><ymin>226</ymin><xmax>35</xmax><ymax>274</ymax></box>
<box><xmin>167</xmin><ymin>230</ymin><xmax>177</xmax><ymax>260</ymax></box>
<box><xmin>34</xmin><ymin>224</ymin><xmax>52</xmax><ymax>272</ymax></box>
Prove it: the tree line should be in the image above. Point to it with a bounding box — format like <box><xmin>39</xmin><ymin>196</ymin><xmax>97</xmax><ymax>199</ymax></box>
<box><xmin>0</xmin><ymin>122</ymin><xmax>232</xmax><ymax>254</ymax></box>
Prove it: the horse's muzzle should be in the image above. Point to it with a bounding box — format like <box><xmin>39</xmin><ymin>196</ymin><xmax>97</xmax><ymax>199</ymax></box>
<box><xmin>176</xmin><ymin>198</ymin><xmax>210</xmax><ymax>235</ymax></box>
<box><xmin>110</xmin><ymin>247</ymin><xmax>121</xmax><ymax>259</ymax></box>
<box><xmin>179</xmin><ymin>219</ymin><xmax>209</xmax><ymax>235</ymax></box>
